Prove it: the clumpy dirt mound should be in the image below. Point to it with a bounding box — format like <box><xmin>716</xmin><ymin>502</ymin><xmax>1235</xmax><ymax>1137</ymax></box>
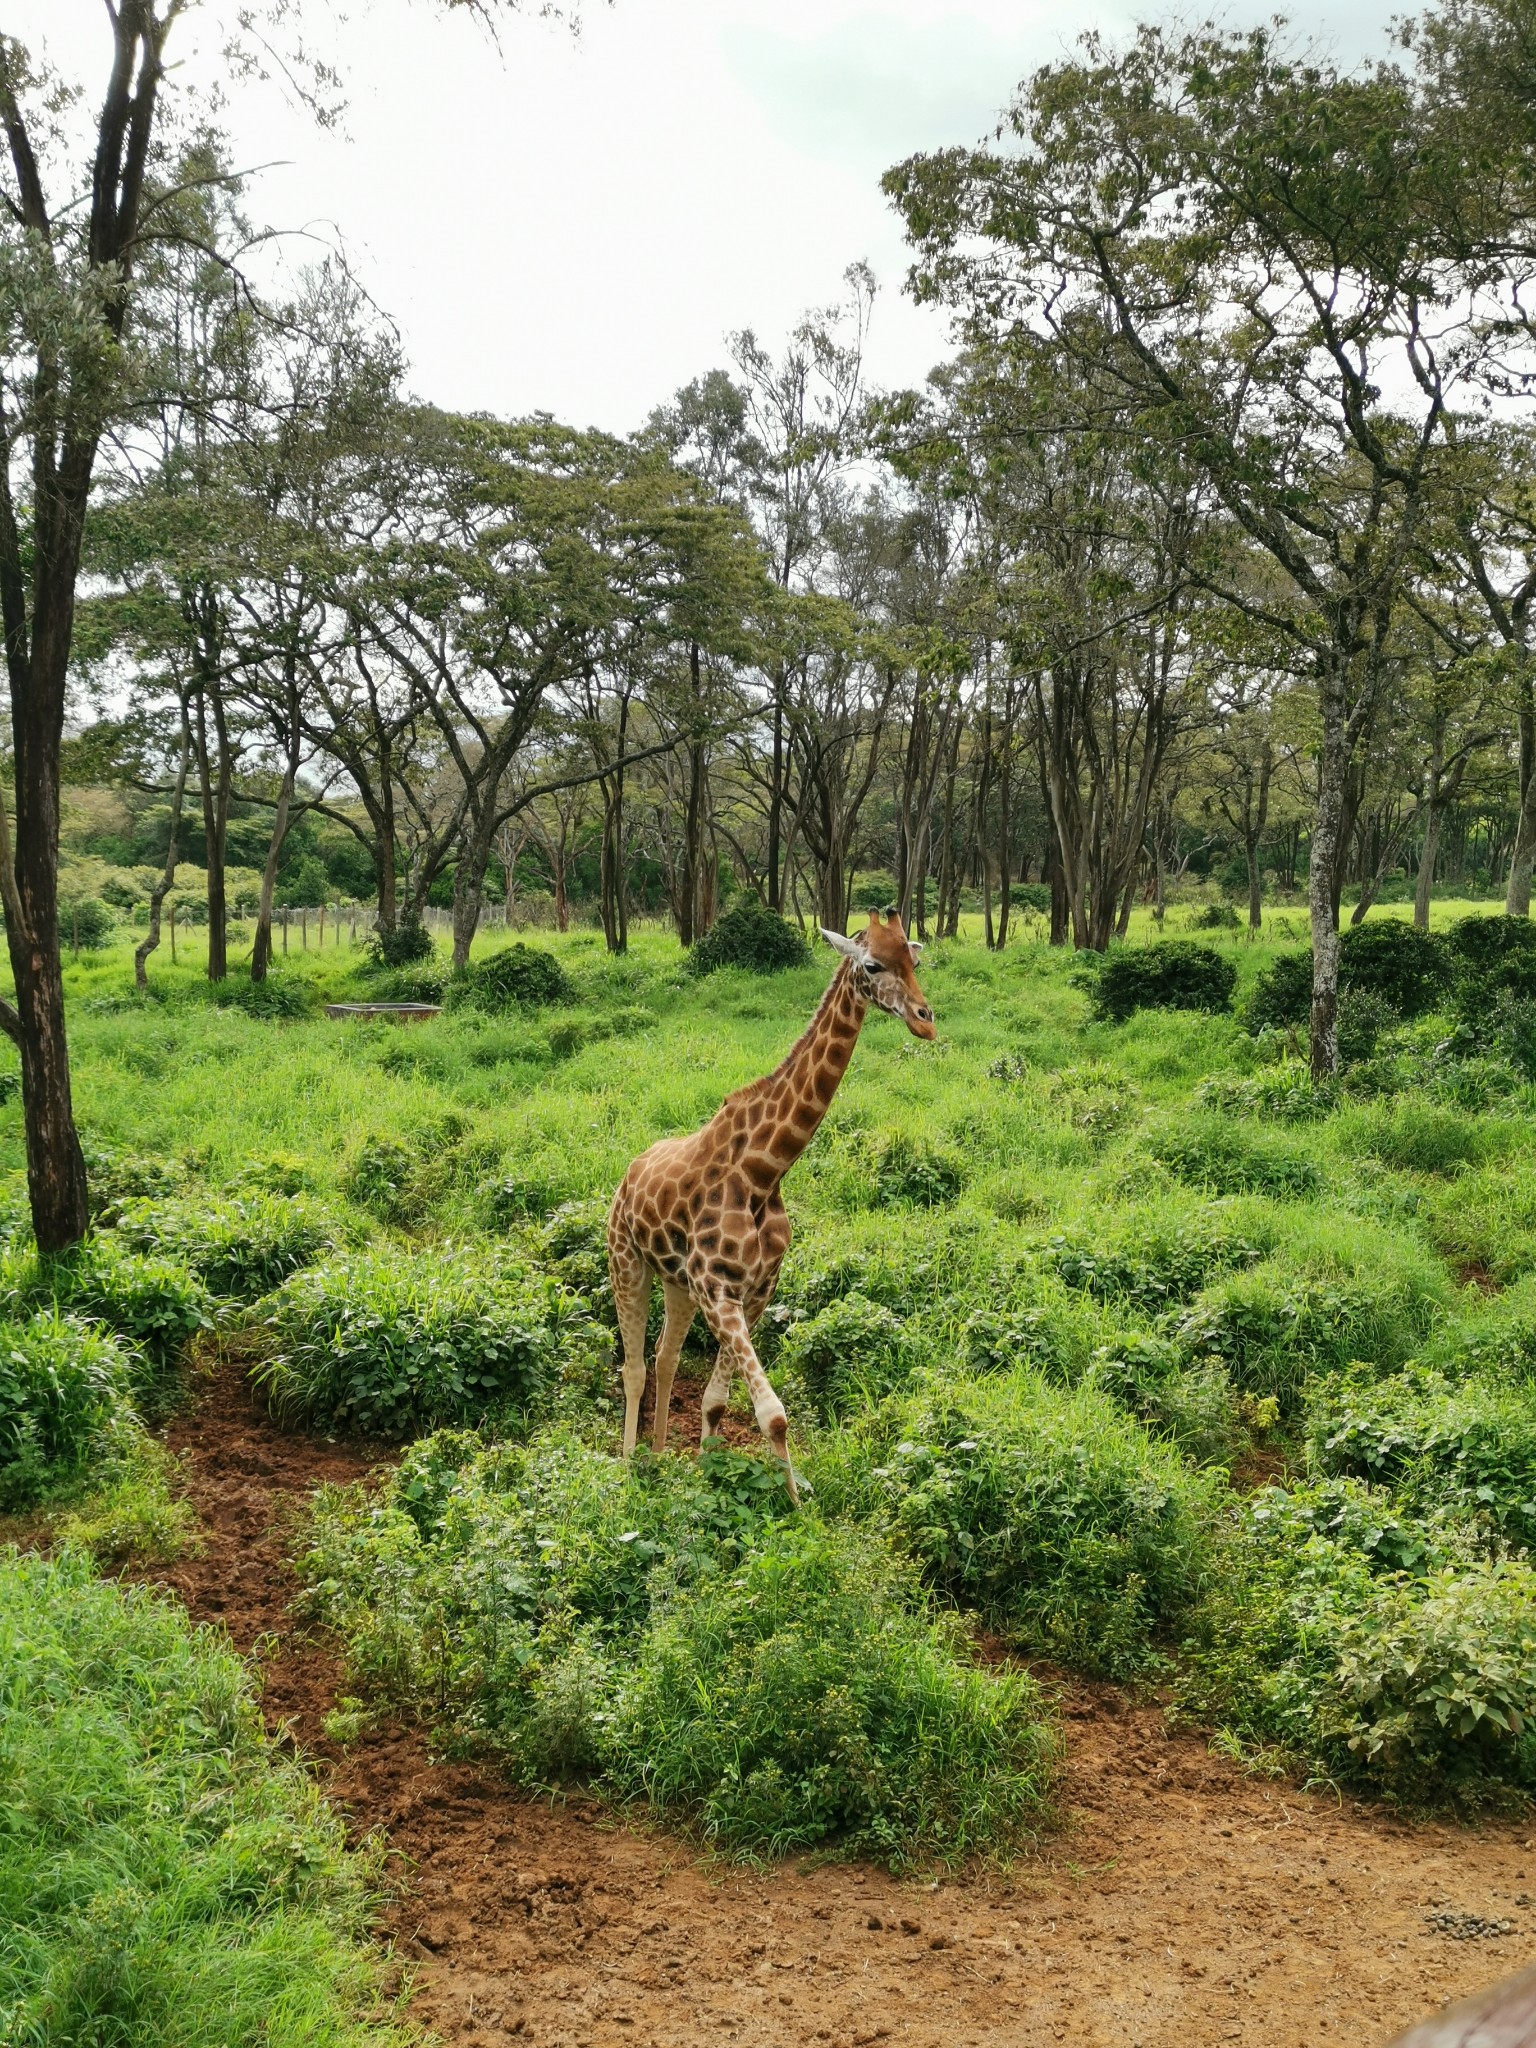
<box><xmin>148</xmin><ymin>1367</ymin><xmax>1536</xmax><ymax>2048</ymax></box>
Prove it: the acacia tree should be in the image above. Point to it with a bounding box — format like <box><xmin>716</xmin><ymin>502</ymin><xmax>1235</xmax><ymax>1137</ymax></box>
<box><xmin>887</xmin><ymin>24</ymin><xmax>1486</xmax><ymax>1071</ymax></box>
<box><xmin>0</xmin><ymin>0</ymin><xmax>571</xmax><ymax>1248</ymax></box>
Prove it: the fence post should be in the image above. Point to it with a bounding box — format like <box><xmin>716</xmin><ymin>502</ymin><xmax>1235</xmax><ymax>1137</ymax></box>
<box><xmin>301</xmin><ymin>908</ymin><xmax>308</xmax><ymax>950</ymax></box>
<box><xmin>282</xmin><ymin>907</ymin><xmax>288</xmax><ymax>955</ymax></box>
<box><xmin>319</xmin><ymin>902</ymin><xmax>325</xmax><ymax>948</ymax></box>
<box><xmin>169</xmin><ymin>902</ymin><xmax>176</xmax><ymax>963</ymax></box>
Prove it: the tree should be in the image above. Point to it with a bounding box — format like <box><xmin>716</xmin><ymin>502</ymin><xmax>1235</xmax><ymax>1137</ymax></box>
<box><xmin>0</xmin><ymin>0</ymin><xmax>576</xmax><ymax>1249</ymax></box>
<box><xmin>887</xmin><ymin>24</ymin><xmax>1483</xmax><ymax>1069</ymax></box>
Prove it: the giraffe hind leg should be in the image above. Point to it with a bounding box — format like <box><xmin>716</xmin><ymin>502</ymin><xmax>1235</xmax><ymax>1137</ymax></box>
<box><xmin>651</xmin><ymin>1281</ymin><xmax>694</xmax><ymax>1454</ymax></box>
<box><xmin>609</xmin><ymin>1220</ymin><xmax>652</xmax><ymax>1459</ymax></box>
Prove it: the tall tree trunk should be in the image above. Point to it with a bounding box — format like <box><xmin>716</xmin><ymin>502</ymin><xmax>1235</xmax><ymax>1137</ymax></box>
<box><xmin>766</xmin><ymin>663</ymin><xmax>786</xmax><ymax>911</ymax></box>
<box><xmin>252</xmin><ymin>763</ymin><xmax>296</xmax><ymax>983</ymax></box>
<box><xmin>450</xmin><ymin>814</ymin><xmax>500</xmax><ymax>971</ymax></box>
<box><xmin>1247</xmin><ymin>741</ymin><xmax>1273</xmax><ymax>932</ymax></box>
<box><xmin>136</xmin><ymin>704</ymin><xmax>192</xmax><ymax>990</ymax></box>
<box><xmin>1309</xmin><ymin>674</ymin><xmax>1348</xmax><ymax>1079</ymax></box>
<box><xmin>1506</xmin><ymin>686</ymin><xmax>1536</xmax><ymax>917</ymax></box>
<box><xmin>193</xmin><ymin>673</ymin><xmax>232</xmax><ymax>982</ymax></box>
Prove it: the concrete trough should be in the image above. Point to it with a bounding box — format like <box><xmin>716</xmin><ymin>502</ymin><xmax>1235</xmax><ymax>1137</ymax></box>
<box><xmin>323</xmin><ymin>1002</ymin><xmax>442</xmax><ymax>1023</ymax></box>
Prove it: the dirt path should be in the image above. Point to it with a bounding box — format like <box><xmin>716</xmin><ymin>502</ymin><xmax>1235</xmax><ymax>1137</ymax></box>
<box><xmin>150</xmin><ymin>1362</ymin><xmax>1536</xmax><ymax>2048</ymax></box>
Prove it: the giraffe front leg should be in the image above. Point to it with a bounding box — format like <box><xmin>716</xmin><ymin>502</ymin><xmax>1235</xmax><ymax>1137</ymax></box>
<box><xmin>700</xmin><ymin>1295</ymin><xmax>800</xmax><ymax>1506</ymax></box>
<box><xmin>699</xmin><ymin>1343</ymin><xmax>733</xmax><ymax>1445</ymax></box>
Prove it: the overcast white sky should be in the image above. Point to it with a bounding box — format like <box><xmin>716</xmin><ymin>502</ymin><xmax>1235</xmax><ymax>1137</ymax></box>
<box><xmin>22</xmin><ymin>0</ymin><xmax>1403</xmax><ymax>434</ymax></box>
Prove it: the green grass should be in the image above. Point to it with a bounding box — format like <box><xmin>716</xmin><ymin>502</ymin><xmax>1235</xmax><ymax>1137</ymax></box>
<box><xmin>6</xmin><ymin>894</ymin><xmax>1536</xmax><ymax>1870</ymax></box>
<box><xmin>0</xmin><ymin>1546</ymin><xmax>412</xmax><ymax>2048</ymax></box>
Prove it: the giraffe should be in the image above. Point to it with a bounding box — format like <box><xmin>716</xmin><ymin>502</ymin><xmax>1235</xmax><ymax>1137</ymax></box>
<box><xmin>607</xmin><ymin>908</ymin><xmax>936</xmax><ymax>1501</ymax></box>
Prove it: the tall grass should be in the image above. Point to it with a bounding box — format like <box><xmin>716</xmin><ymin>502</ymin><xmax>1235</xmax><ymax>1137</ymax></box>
<box><xmin>0</xmin><ymin>1547</ymin><xmax>412</xmax><ymax>2048</ymax></box>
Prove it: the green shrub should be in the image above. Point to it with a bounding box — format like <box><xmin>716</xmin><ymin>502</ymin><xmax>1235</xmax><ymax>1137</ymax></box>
<box><xmin>1176</xmin><ymin>1266</ymin><xmax>1429</xmax><ymax>1411</ymax></box>
<box><xmin>1336</xmin><ymin>1101</ymin><xmax>1508</xmax><ymax>1177</ymax></box>
<box><xmin>1042</xmin><ymin>1211</ymin><xmax>1267</xmax><ymax>1311</ymax></box>
<box><xmin>0</xmin><ymin>1240</ymin><xmax>212</xmax><ymax>1404</ymax></box>
<box><xmin>606</xmin><ymin>1520</ymin><xmax>1057</xmax><ymax>1866</ymax></box>
<box><xmin>1243</xmin><ymin>951</ymin><xmax>1312</xmax><ymax>1034</ymax></box>
<box><xmin>1336</xmin><ymin>987</ymin><xmax>1399</xmax><ymax>1064</ymax></box>
<box><xmin>1312</xmin><ymin>1368</ymin><xmax>1536</xmax><ymax>1549</ymax></box>
<box><xmin>1088</xmin><ymin>1339</ymin><xmax>1244</xmax><ymax>1468</ymax></box>
<box><xmin>0</xmin><ymin>1314</ymin><xmax>139</xmax><ymax>1510</ymax></box>
<box><xmin>0</xmin><ymin>1548</ymin><xmax>407</xmax><ymax>2048</ymax></box>
<box><xmin>82</xmin><ymin>1142</ymin><xmax>188</xmax><ymax>1225</ymax></box>
<box><xmin>1194</xmin><ymin>1066</ymin><xmax>1337</xmax><ymax>1122</ymax></box>
<box><xmin>214</xmin><ymin>976</ymin><xmax>315</xmax><ymax>1020</ymax></box>
<box><xmin>1189</xmin><ymin>902</ymin><xmax>1240</xmax><ymax>930</ymax></box>
<box><xmin>451</xmin><ymin>942</ymin><xmax>575</xmax><ymax>1012</ymax></box>
<box><xmin>50</xmin><ymin>1240</ymin><xmax>213</xmax><ymax>1399</ymax></box>
<box><xmin>873</xmin><ymin>1132</ymin><xmax>966</xmax><ymax>1207</ymax></box>
<box><xmin>260</xmin><ymin>1246</ymin><xmax>596</xmax><ymax>1437</ymax></box>
<box><xmin>689</xmin><ymin>897</ymin><xmax>811</xmax><ymax>976</ymax></box>
<box><xmin>1148</xmin><ymin>1116</ymin><xmax>1319</xmax><ymax>1198</ymax></box>
<box><xmin>1085</xmin><ymin>941</ymin><xmax>1236</xmax><ymax>1024</ymax></box>
<box><xmin>1424</xmin><ymin>1159</ymin><xmax>1536</xmax><ymax>1285</ymax></box>
<box><xmin>301</xmin><ymin>1436</ymin><xmax>1054</xmax><ymax>1868</ymax></box>
<box><xmin>807</xmin><ymin>1372</ymin><xmax>1221</xmax><ymax>1678</ymax></box>
<box><xmin>1447</xmin><ymin>913</ymin><xmax>1536</xmax><ymax>988</ymax></box>
<box><xmin>115</xmin><ymin>1192</ymin><xmax>338</xmax><ymax>1299</ymax></box>
<box><xmin>1180</xmin><ymin>1481</ymin><xmax>1536</xmax><ymax>1803</ymax></box>
<box><xmin>1339</xmin><ymin>920</ymin><xmax>1451</xmax><ymax>1016</ymax></box>
<box><xmin>777</xmin><ymin>1293</ymin><xmax>916</xmax><ymax>1420</ymax></box>
<box><xmin>61</xmin><ymin>896</ymin><xmax>116</xmax><ymax>949</ymax></box>
<box><xmin>366</xmin><ymin>919</ymin><xmax>434</xmax><ymax>968</ymax></box>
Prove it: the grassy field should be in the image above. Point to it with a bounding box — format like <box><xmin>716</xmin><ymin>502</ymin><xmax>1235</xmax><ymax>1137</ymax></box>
<box><xmin>5</xmin><ymin>898</ymin><xmax>1536</xmax><ymax>2021</ymax></box>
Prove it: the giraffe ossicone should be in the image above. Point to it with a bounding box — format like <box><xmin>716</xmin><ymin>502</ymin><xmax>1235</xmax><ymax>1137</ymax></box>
<box><xmin>606</xmin><ymin>907</ymin><xmax>937</xmax><ymax>1500</ymax></box>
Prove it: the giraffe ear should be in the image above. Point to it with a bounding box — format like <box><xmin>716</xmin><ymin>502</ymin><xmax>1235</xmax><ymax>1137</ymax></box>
<box><xmin>821</xmin><ymin>928</ymin><xmax>868</xmax><ymax>962</ymax></box>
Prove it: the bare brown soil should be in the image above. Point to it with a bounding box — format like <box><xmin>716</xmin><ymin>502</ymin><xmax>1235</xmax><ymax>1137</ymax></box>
<box><xmin>144</xmin><ymin>1360</ymin><xmax>1536</xmax><ymax>2048</ymax></box>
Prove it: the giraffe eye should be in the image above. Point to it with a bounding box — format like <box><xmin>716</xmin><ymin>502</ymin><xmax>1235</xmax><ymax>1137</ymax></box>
<box><xmin>864</xmin><ymin>961</ymin><xmax>886</xmax><ymax>975</ymax></box>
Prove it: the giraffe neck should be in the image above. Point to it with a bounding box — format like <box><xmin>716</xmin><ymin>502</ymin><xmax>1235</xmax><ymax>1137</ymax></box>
<box><xmin>747</xmin><ymin>960</ymin><xmax>868</xmax><ymax>1176</ymax></box>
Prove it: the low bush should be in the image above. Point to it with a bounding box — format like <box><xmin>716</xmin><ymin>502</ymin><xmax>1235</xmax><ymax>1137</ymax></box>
<box><xmin>606</xmin><ymin>1520</ymin><xmax>1057</xmax><ymax>1866</ymax></box>
<box><xmin>0</xmin><ymin>1239</ymin><xmax>212</xmax><ymax>1403</ymax></box>
<box><xmin>51</xmin><ymin>1240</ymin><xmax>213</xmax><ymax>1399</ymax></box>
<box><xmin>1043</xmin><ymin>1210</ymin><xmax>1268</xmax><ymax>1311</ymax></box>
<box><xmin>777</xmin><ymin>1293</ymin><xmax>917</xmax><ymax>1420</ymax></box>
<box><xmin>214</xmin><ymin>976</ymin><xmax>315</xmax><ymax>1020</ymax></box>
<box><xmin>300</xmin><ymin>1432</ymin><xmax>1055</xmax><ymax>1868</ymax></box>
<box><xmin>1148</xmin><ymin>1116</ymin><xmax>1320</xmax><ymax>1198</ymax></box>
<box><xmin>0</xmin><ymin>1548</ymin><xmax>407</xmax><ymax>2048</ymax></box>
<box><xmin>1244</xmin><ymin>925</ymin><xmax>1453</xmax><ymax>1037</ymax></box>
<box><xmin>688</xmin><ymin>896</ymin><xmax>811</xmax><ymax>976</ymax></box>
<box><xmin>1335</xmin><ymin>1101</ymin><xmax>1509</xmax><ymax>1177</ymax></box>
<box><xmin>61</xmin><ymin>895</ymin><xmax>116</xmax><ymax>949</ymax></box>
<box><xmin>1447</xmin><ymin>912</ymin><xmax>1536</xmax><ymax>991</ymax></box>
<box><xmin>451</xmin><ymin>942</ymin><xmax>575</xmax><ymax>1012</ymax></box>
<box><xmin>1194</xmin><ymin>1066</ymin><xmax>1337</xmax><ymax>1123</ymax></box>
<box><xmin>806</xmin><ymin>1372</ymin><xmax>1222</xmax><ymax>1678</ymax></box>
<box><xmin>1423</xmin><ymin>1159</ymin><xmax>1536</xmax><ymax>1286</ymax></box>
<box><xmin>259</xmin><ymin>1246</ymin><xmax>599</xmax><ymax>1437</ymax></box>
<box><xmin>872</xmin><ymin>1132</ymin><xmax>966</xmax><ymax>1207</ymax></box>
<box><xmin>1243</xmin><ymin>951</ymin><xmax>1312</xmax><ymax>1035</ymax></box>
<box><xmin>1189</xmin><ymin>903</ymin><xmax>1241</xmax><ymax>930</ymax></box>
<box><xmin>1338</xmin><ymin>920</ymin><xmax>1452</xmax><ymax>1017</ymax></box>
<box><xmin>1084</xmin><ymin>941</ymin><xmax>1236</xmax><ymax>1024</ymax></box>
<box><xmin>115</xmin><ymin>1192</ymin><xmax>338</xmax><ymax>1299</ymax></box>
<box><xmin>1312</xmin><ymin>1368</ymin><xmax>1536</xmax><ymax>1549</ymax></box>
<box><xmin>1176</xmin><ymin>1265</ymin><xmax>1431</xmax><ymax>1411</ymax></box>
<box><xmin>0</xmin><ymin>1313</ymin><xmax>139</xmax><ymax>1510</ymax></box>
<box><xmin>366</xmin><ymin>919</ymin><xmax>435</xmax><ymax>968</ymax></box>
<box><xmin>1180</xmin><ymin>1481</ymin><xmax>1536</xmax><ymax>1803</ymax></box>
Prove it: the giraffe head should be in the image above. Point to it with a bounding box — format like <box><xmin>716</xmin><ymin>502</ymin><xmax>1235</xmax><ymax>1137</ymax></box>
<box><xmin>820</xmin><ymin>909</ymin><xmax>936</xmax><ymax>1041</ymax></box>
